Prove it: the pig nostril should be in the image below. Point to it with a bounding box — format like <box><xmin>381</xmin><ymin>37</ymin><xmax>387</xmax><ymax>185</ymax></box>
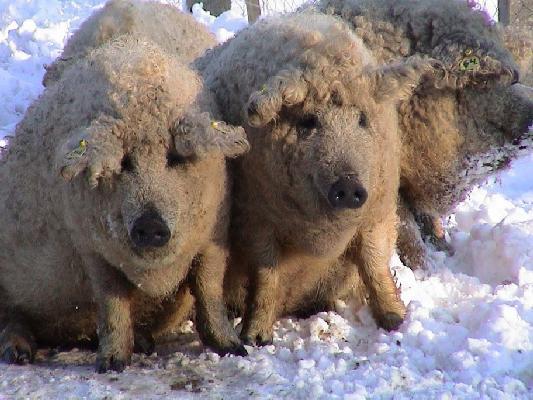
<box><xmin>130</xmin><ymin>210</ymin><xmax>171</xmax><ymax>249</ymax></box>
<box><xmin>154</xmin><ymin>231</ymin><xmax>167</xmax><ymax>240</ymax></box>
<box><xmin>328</xmin><ymin>176</ymin><xmax>367</xmax><ymax>210</ymax></box>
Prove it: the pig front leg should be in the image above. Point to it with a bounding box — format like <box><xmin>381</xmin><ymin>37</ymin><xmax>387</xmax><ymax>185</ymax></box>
<box><xmin>397</xmin><ymin>195</ymin><xmax>454</xmax><ymax>269</ymax></box>
<box><xmin>240</xmin><ymin>266</ymin><xmax>279</xmax><ymax>346</ymax></box>
<box><xmin>415</xmin><ymin>211</ymin><xmax>453</xmax><ymax>255</ymax></box>
<box><xmin>191</xmin><ymin>243</ymin><xmax>247</xmax><ymax>356</ymax></box>
<box><xmin>350</xmin><ymin>213</ymin><xmax>406</xmax><ymax>331</ymax></box>
<box><xmin>240</xmin><ymin>231</ymin><xmax>280</xmax><ymax>346</ymax></box>
<box><xmin>396</xmin><ymin>197</ymin><xmax>429</xmax><ymax>270</ymax></box>
<box><xmin>85</xmin><ymin>259</ymin><xmax>134</xmax><ymax>373</ymax></box>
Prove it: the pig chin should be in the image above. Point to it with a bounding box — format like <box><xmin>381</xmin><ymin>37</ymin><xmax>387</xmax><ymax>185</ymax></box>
<box><xmin>125</xmin><ymin>226</ymin><xmax>184</xmax><ymax>266</ymax></box>
<box><xmin>289</xmin><ymin>226</ymin><xmax>356</xmax><ymax>258</ymax></box>
<box><xmin>118</xmin><ymin>241</ymin><xmax>182</xmax><ymax>272</ymax></box>
<box><xmin>284</xmin><ymin>201</ymin><xmax>360</xmax><ymax>257</ymax></box>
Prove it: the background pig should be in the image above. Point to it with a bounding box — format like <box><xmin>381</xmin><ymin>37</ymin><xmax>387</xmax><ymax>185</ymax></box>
<box><xmin>42</xmin><ymin>0</ymin><xmax>216</xmax><ymax>87</ymax></box>
<box><xmin>199</xmin><ymin>11</ymin><xmax>435</xmax><ymax>344</ymax></box>
<box><xmin>0</xmin><ymin>1</ymin><xmax>249</xmax><ymax>373</ymax></box>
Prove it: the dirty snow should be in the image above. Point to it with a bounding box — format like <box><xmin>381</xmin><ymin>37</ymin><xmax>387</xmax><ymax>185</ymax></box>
<box><xmin>0</xmin><ymin>0</ymin><xmax>532</xmax><ymax>399</ymax></box>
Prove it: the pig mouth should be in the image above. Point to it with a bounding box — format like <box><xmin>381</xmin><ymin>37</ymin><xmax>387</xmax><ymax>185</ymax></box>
<box><xmin>126</xmin><ymin>237</ymin><xmax>178</xmax><ymax>267</ymax></box>
<box><xmin>130</xmin><ymin>245</ymin><xmax>171</xmax><ymax>260</ymax></box>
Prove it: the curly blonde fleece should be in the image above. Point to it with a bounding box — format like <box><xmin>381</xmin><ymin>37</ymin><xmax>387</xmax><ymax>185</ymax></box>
<box><xmin>43</xmin><ymin>0</ymin><xmax>216</xmax><ymax>86</ymax></box>
<box><xmin>199</xmin><ymin>10</ymin><xmax>380</xmax><ymax>125</ymax></box>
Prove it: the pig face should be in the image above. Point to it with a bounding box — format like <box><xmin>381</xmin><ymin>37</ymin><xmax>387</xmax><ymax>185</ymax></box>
<box><xmin>56</xmin><ymin>111</ymin><xmax>249</xmax><ymax>272</ymax></box>
<box><xmin>243</xmin><ymin>58</ymin><xmax>434</xmax><ymax>253</ymax></box>
<box><xmin>248</xmin><ymin>102</ymin><xmax>376</xmax><ymax>219</ymax></box>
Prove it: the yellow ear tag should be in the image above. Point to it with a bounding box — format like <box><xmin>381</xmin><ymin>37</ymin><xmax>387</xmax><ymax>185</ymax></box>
<box><xmin>211</xmin><ymin>120</ymin><xmax>230</xmax><ymax>134</ymax></box>
<box><xmin>66</xmin><ymin>139</ymin><xmax>88</xmax><ymax>160</ymax></box>
<box><xmin>260</xmin><ymin>84</ymin><xmax>268</xmax><ymax>94</ymax></box>
<box><xmin>459</xmin><ymin>56</ymin><xmax>480</xmax><ymax>72</ymax></box>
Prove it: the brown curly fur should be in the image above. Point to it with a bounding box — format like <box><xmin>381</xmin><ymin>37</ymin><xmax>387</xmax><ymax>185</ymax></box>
<box><xmin>0</xmin><ymin>1</ymin><xmax>249</xmax><ymax>372</ymax></box>
<box><xmin>200</xmin><ymin>11</ymin><xmax>436</xmax><ymax>344</ymax></box>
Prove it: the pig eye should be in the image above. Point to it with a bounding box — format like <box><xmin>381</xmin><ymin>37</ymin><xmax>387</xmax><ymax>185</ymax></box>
<box><xmin>297</xmin><ymin>114</ymin><xmax>319</xmax><ymax>130</ymax></box>
<box><xmin>121</xmin><ymin>154</ymin><xmax>135</xmax><ymax>172</ymax></box>
<box><xmin>167</xmin><ymin>152</ymin><xmax>187</xmax><ymax>168</ymax></box>
<box><xmin>296</xmin><ymin>114</ymin><xmax>319</xmax><ymax>138</ymax></box>
<box><xmin>359</xmin><ymin>112</ymin><xmax>368</xmax><ymax>128</ymax></box>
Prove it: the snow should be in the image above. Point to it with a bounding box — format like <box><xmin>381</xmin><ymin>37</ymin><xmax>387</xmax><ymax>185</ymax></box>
<box><xmin>0</xmin><ymin>0</ymin><xmax>532</xmax><ymax>398</ymax></box>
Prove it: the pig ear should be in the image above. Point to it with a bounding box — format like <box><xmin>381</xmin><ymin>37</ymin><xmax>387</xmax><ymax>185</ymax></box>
<box><xmin>172</xmin><ymin>112</ymin><xmax>250</xmax><ymax>159</ymax></box>
<box><xmin>57</xmin><ymin>120</ymin><xmax>124</xmax><ymax>188</ymax></box>
<box><xmin>246</xmin><ymin>69</ymin><xmax>309</xmax><ymax>127</ymax></box>
<box><xmin>371</xmin><ymin>56</ymin><xmax>441</xmax><ymax>102</ymax></box>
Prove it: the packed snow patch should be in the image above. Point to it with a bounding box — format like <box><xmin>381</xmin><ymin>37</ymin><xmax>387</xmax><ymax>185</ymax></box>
<box><xmin>0</xmin><ymin>0</ymin><xmax>531</xmax><ymax>398</ymax></box>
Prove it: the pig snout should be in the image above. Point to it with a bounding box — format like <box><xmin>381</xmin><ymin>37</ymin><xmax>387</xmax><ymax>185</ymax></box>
<box><xmin>130</xmin><ymin>209</ymin><xmax>171</xmax><ymax>248</ymax></box>
<box><xmin>327</xmin><ymin>175</ymin><xmax>368</xmax><ymax>209</ymax></box>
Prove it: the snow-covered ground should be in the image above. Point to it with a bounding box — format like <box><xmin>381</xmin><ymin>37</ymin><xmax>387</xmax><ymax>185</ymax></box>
<box><xmin>1</xmin><ymin>0</ymin><xmax>532</xmax><ymax>398</ymax></box>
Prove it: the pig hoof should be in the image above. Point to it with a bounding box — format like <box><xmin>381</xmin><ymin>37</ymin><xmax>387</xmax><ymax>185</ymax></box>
<box><xmin>377</xmin><ymin>312</ymin><xmax>405</xmax><ymax>331</ymax></box>
<box><xmin>134</xmin><ymin>330</ymin><xmax>155</xmax><ymax>355</ymax></box>
<box><xmin>256</xmin><ymin>336</ymin><xmax>273</xmax><ymax>346</ymax></box>
<box><xmin>217</xmin><ymin>343</ymin><xmax>248</xmax><ymax>357</ymax></box>
<box><xmin>430</xmin><ymin>236</ymin><xmax>454</xmax><ymax>256</ymax></box>
<box><xmin>95</xmin><ymin>354</ymin><xmax>130</xmax><ymax>373</ymax></box>
<box><xmin>0</xmin><ymin>327</ymin><xmax>36</xmax><ymax>365</ymax></box>
<box><xmin>233</xmin><ymin>344</ymin><xmax>248</xmax><ymax>356</ymax></box>
<box><xmin>208</xmin><ymin>330</ymin><xmax>248</xmax><ymax>357</ymax></box>
<box><xmin>241</xmin><ymin>332</ymin><xmax>273</xmax><ymax>347</ymax></box>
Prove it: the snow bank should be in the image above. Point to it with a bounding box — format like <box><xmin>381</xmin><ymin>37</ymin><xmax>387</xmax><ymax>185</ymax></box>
<box><xmin>1</xmin><ymin>0</ymin><xmax>532</xmax><ymax>398</ymax></box>
<box><xmin>0</xmin><ymin>0</ymin><xmax>106</xmax><ymax>137</ymax></box>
